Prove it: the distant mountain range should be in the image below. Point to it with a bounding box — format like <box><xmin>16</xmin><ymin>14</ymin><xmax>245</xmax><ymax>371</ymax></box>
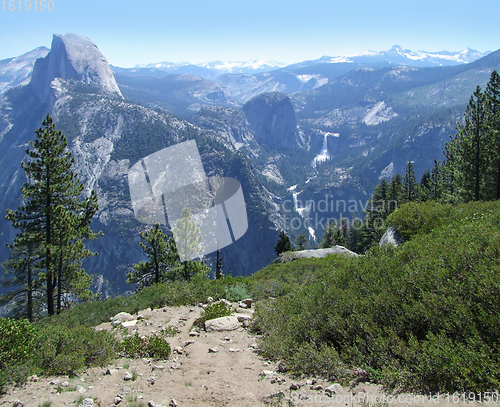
<box><xmin>0</xmin><ymin>35</ymin><xmax>499</xmax><ymax>299</ymax></box>
<box><xmin>129</xmin><ymin>45</ymin><xmax>490</xmax><ymax>79</ymax></box>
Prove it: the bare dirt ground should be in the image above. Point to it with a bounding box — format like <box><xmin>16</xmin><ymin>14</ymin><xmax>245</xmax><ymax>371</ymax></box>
<box><xmin>0</xmin><ymin>303</ymin><xmax>497</xmax><ymax>407</ymax></box>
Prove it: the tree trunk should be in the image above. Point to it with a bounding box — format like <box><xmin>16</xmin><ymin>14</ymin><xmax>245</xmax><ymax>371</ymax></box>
<box><xmin>27</xmin><ymin>249</ymin><xmax>33</xmax><ymax>322</ymax></box>
<box><xmin>57</xmin><ymin>254</ymin><xmax>63</xmax><ymax>314</ymax></box>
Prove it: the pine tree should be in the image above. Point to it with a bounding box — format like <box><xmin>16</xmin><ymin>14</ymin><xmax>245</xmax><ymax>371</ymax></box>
<box><xmin>485</xmin><ymin>70</ymin><xmax>500</xmax><ymax>199</ymax></box>
<box><xmin>294</xmin><ymin>233</ymin><xmax>308</xmax><ymax>250</ymax></box>
<box><xmin>403</xmin><ymin>161</ymin><xmax>418</xmax><ymax>202</ymax></box>
<box><xmin>275</xmin><ymin>230</ymin><xmax>292</xmax><ymax>255</ymax></box>
<box><xmin>430</xmin><ymin>159</ymin><xmax>443</xmax><ymax>201</ymax></box>
<box><xmin>172</xmin><ymin>207</ymin><xmax>205</xmax><ymax>280</ymax></box>
<box><xmin>1</xmin><ymin>236</ymin><xmax>42</xmax><ymax>321</ymax></box>
<box><xmin>127</xmin><ymin>223</ymin><xmax>180</xmax><ymax>290</ymax></box>
<box><xmin>333</xmin><ymin>228</ymin><xmax>346</xmax><ymax>247</ymax></box>
<box><xmin>387</xmin><ymin>174</ymin><xmax>404</xmax><ymax>213</ymax></box>
<box><xmin>5</xmin><ymin>114</ymin><xmax>100</xmax><ymax>316</ymax></box>
<box><xmin>457</xmin><ymin>86</ymin><xmax>489</xmax><ymax>201</ymax></box>
<box><xmin>419</xmin><ymin>169</ymin><xmax>432</xmax><ymax>201</ymax></box>
<box><xmin>320</xmin><ymin>222</ymin><xmax>336</xmax><ymax>248</ymax></box>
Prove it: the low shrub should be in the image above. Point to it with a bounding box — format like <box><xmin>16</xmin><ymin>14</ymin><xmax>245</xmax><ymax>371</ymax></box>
<box><xmin>0</xmin><ymin>318</ymin><xmax>38</xmax><ymax>393</ymax></box>
<box><xmin>122</xmin><ymin>332</ymin><xmax>171</xmax><ymax>359</ymax></box>
<box><xmin>386</xmin><ymin>201</ymin><xmax>452</xmax><ymax>241</ymax></box>
<box><xmin>224</xmin><ymin>284</ymin><xmax>250</xmax><ymax>301</ymax></box>
<box><xmin>193</xmin><ymin>302</ymin><xmax>232</xmax><ymax>330</ymax></box>
<box><xmin>253</xmin><ymin>201</ymin><xmax>500</xmax><ymax>393</ymax></box>
<box><xmin>35</xmin><ymin>324</ymin><xmax>117</xmax><ymax>376</ymax></box>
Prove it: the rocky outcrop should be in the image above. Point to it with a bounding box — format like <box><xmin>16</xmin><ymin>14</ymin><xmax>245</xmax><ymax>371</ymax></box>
<box><xmin>274</xmin><ymin>246</ymin><xmax>359</xmax><ymax>263</ymax></box>
<box><xmin>30</xmin><ymin>33</ymin><xmax>122</xmax><ymax>103</ymax></box>
<box><xmin>243</xmin><ymin>92</ymin><xmax>300</xmax><ymax>150</ymax></box>
<box><xmin>379</xmin><ymin>226</ymin><xmax>404</xmax><ymax>247</ymax></box>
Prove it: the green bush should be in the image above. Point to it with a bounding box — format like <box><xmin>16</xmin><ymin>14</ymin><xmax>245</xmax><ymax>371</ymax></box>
<box><xmin>252</xmin><ymin>201</ymin><xmax>500</xmax><ymax>393</ymax></box>
<box><xmin>0</xmin><ymin>318</ymin><xmax>38</xmax><ymax>393</ymax></box>
<box><xmin>193</xmin><ymin>302</ymin><xmax>232</xmax><ymax>330</ymax></box>
<box><xmin>0</xmin><ymin>318</ymin><xmax>37</xmax><ymax>367</ymax></box>
<box><xmin>386</xmin><ymin>200</ymin><xmax>452</xmax><ymax>241</ymax></box>
<box><xmin>122</xmin><ymin>332</ymin><xmax>171</xmax><ymax>359</ymax></box>
<box><xmin>224</xmin><ymin>284</ymin><xmax>250</xmax><ymax>301</ymax></box>
<box><xmin>36</xmin><ymin>325</ymin><xmax>117</xmax><ymax>376</ymax></box>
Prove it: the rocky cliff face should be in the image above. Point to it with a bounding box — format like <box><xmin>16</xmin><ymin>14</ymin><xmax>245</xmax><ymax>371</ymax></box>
<box><xmin>242</xmin><ymin>92</ymin><xmax>301</xmax><ymax>150</ymax></box>
<box><xmin>30</xmin><ymin>34</ymin><xmax>122</xmax><ymax>103</ymax></box>
<box><xmin>0</xmin><ymin>47</ymin><xmax>49</xmax><ymax>96</ymax></box>
<box><xmin>0</xmin><ymin>35</ymin><xmax>279</xmax><ymax>297</ymax></box>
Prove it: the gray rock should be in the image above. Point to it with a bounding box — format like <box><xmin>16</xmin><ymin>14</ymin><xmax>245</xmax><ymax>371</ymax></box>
<box><xmin>12</xmin><ymin>401</ymin><xmax>24</xmax><ymax>407</ymax></box>
<box><xmin>240</xmin><ymin>298</ymin><xmax>253</xmax><ymax>308</ymax></box>
<box><xmin>77</xmin><ymin>385</ymin><xmax>86</xmax><ymax>394</ymax></box>
<box><xmin>205</xmin><ymin>316</ymin><xmax>240</xmax><ymax>332</ymax></box>
<box><xmin>208</xmin><ymin>347</ymin><xmax>219</xmax><ymax>353</ymax></box>
<box><xmin>30</xmin><ymin>34</ymin><xmax>123</xmax><ymax>102</ymax></box>
<box><xmin>79</xmin><ymin>398</ymin><xmax>94</xmax><ymax>407</ymax></box>
<box><xmin>234</xmin><ymin>313</ymin><xmax>252</xmax><ymax>322</ymax></box>
<box><xmin>113</xmin><ymin>396</ymin><xmax>122</xmax><ymax>405</ymax></box>
<box><xmin>123</xmin><ymin>372</ymin><xmax>133</xmax><ymax>381</ymax></box>
<box><xmin>274</xmin><ymin>246</ymin><xmax>359</xmax><ymax>263</ymax></box>
<box><xmin>243</xmin><ymin>92</ymin><xmax>300</xmax><ymax>150</ymax></box>
<box><xmin>111</xmin><ymin>312</ymin><xmax>135</xmax><ymax>324</ymax></box>
<box><xmin>379</xmin><ymin>226</ymin><xmax>404</xmax><ymax>247</ymax></box>
<box><xmin>325</xmin><ymin>383</ymin><xmax>341</xmax><ymax>396</ymax></box>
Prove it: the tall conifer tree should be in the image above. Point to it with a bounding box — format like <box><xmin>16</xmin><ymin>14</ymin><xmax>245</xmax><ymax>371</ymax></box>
<box><xmin>4</xmin><ymin>114</ymin><xmax>99</xmax><ymax>316</ymax></box>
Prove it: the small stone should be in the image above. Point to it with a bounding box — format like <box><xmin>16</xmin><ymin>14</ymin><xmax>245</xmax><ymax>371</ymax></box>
<box><xmin>311</xmin><ymin>385</ymin><xmax>323</xmax><ymax>391</ymax></box>
<box><xmin>114</xmin><ymin>396</ymin><xmax>122</xmax><ymax>405</ymax></box>
<box><xmin>188</xmin><ymin>331</ymin><xmax>200</xmax><ymax>337</ymax></box>
<box><xmin>105</xmin><ymin>368</ymin><xmax>117</xmax><ymax>375</ymax></box>
<box><xmin>189</xmin><ymin>308</ymin><xmax>195</xmax><ymax>312</ymax></box>
<box><xmin>29</xmin><ymin>375</ymin><xmax>39</xmax><ymax>382</ymax></box>
<box><xmin>137</xmin><ymin>315</ymin><xmax>144</xmax><ymax>320</ymax></box>
<box><xmin>241</xmin><ymin>298</ymin><xmax>253</xmax><ymax>308</ymax></box>
<box><xmin>260</xmin><ymin>370</ymin><xmax>275</xmax><ymax>378</ymax></box>
<box><xmin>173</xmin><ymin>346</ymin><xmax>183</xmax><ymax>354</ymax></box>
<box><xmin>208</xmin><ymin>347</ymin><xmax>219</xmax><ymax>353</ymax></box>
<box><xmin>229</xmin><ymin>348</ymin><xmax>240</xmax><ymax>352</ymax></box>
<box><xmin>277</xmin><ymin>361</ymin><xmax>290</xmax><ymax>372</ymax></box>
<box><xmin>184</xmin><ymin>340</ymin><xmax>195</xmax><ymax>346</ymax></box>
<box><xmin>207</xmin><ymin>296</ymin><xmax>214</xmax><ymax>303</ymax></box>
<box><xmin>289</xmin><ymin>382</ymin><xmax>301</xmax><ymax>390</ymax></box>
<box><xmin>124</xmin><ymin>372</ymin><xmax>133</xmax><ymax>381</ymax></box>
<box><xmin>12</xmin><ymin>401</ymin><xmax>24</xmax><ymax>407</ymax></box>
<box><xmin>152</xmin><ymin>365</ymin><xmax>164</xmax><ymax>371</ymax></box>
<box><xmin>169</xmin><ymin>399</ymin><xmax>178</xmax><ymax>407</ymax></box>
<box><xmin>79</xmin><ymin>398</ymin><xmax>94</xmax><ymax>407</ymax></box>
<box><xmin>77</xmin><ymin>385</ymin><xmax>86</xmax><ymax>394</ymax></box>
<box><xmin>325</xmin><ymin>384</ymin><xmax>340</xmax><ymax>396</ymax></box>
<box><xmin>147</xmin><ymin>376</ymin><xmax>156</xmax><ymax>384</ymax></box>
<box><xmin>61</xmin><ymin>381</ymin><xmax>70</xmax><ymax>387</ymax></box>
<box><xmin>238</xmin><ymin>302</ymin><xmax>248</xmax><ymax>308</ymax></box>
<box><xmin>50</xmin><ymin>379</ymin><xmax>60</xmax><ymax>385</ymax></box>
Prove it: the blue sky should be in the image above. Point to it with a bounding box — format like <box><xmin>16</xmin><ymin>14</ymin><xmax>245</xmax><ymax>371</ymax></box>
<box><xmin>1</xmin><ymin>0</ymin><xmax>499</xmax><ymax>67</ymax></box>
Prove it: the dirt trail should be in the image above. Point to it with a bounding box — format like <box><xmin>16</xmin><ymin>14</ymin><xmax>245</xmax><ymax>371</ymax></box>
<box><xmin>0</xmin><ymin>304</ymin><xmax>495</xmax><ymax>407</ymax></box>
